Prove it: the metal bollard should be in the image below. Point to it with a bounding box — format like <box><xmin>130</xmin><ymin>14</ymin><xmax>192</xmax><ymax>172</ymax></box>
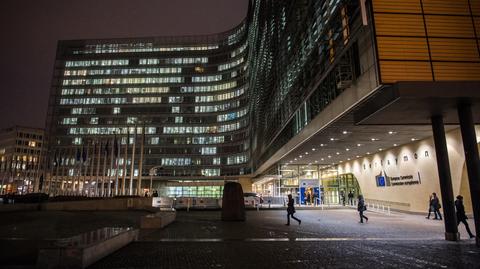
<box><xmin>387</xmin><ymin>206</ymin><xmax>391</xmax><ymax>215</ymax></box>
<box><xmin>382</xmin><ymin>204</ymin><xmax>385</xmax><ymax>212</ymax></box>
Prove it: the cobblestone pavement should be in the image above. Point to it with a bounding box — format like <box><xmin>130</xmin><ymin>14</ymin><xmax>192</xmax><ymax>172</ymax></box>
<box><xmin>91</xmin><ymin>209</ymin><xmax>480</xmax><ymax>269</ymax></box>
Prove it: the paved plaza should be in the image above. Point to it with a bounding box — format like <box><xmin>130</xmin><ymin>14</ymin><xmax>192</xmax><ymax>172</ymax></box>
<box><xmin>92</xmin><ymin>209</ymin><xmax>479</xmax><ymax>269</ymax></box>
<box><xmin>1</xmin><ymin>208</ymin><xmax>479</xmax><ymax>268</ymax></box>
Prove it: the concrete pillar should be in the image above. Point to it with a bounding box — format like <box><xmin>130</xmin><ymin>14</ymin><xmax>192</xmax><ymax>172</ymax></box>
<box><xmin>457</xmin><ymin>103</ymin><xmax>480</xmax><ymax>247</ymax></box>
<box><xmin>431</xmin><ymin>115</ymin><xmax>460</xmax><ymax>241</ymax></box>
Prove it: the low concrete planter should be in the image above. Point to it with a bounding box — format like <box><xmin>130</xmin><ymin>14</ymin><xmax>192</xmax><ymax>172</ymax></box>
<box><xmin>140</xmin><ymin>211</ymin><xmax>176</xmax><ymax>229</ymax></box>
<box><xmin>37</xmin><ymin>227</ymin><xmax>138</xmax><ymax>269</ymax></box>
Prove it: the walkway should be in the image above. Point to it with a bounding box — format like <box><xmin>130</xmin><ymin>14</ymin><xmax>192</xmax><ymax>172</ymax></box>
<box><xmin>91</xmin><ymin>209</ymin><xmax>479</xmax><ymax>268</ymax></box>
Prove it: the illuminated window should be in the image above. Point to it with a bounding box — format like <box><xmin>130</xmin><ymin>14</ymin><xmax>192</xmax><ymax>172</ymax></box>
<box><xmin>201</xmin><ymin>168</ymin><xmax>220</xmax><ymax>176</ymax></box>
<box><xmin>73</xmin><ymin>137</ymin><xmax>82</xmax><ymax>145</ymax></box>
<box><xmin>145</xmin><ymin>127</ymin><xmax>156</xmax><ymax>134</ymax></box>
<box><xmin>172</xmin><ymin>106</ymin><xmax>180</xmax><ymax>113</ymax></box>
<box><xmin>90</xmin><ymin>117</ymin><xmax>98</xmax><ymax>124</ymax></box>
<box><xmin>201</xmin><ymin>147</ymin><xmax>217</xmax><ymax>155</ymax></box>
<box><xmin>113</xmin><ymin>107</ymin><xmax>121</xmax><ymax>114</ymax></box>
<box><xmin>175</xmin><ymin>117</ymin><xmax>183</xmax><ymax>123</ymax></box>
<box><xmin>61</xmin><ymin>117</ymin><xmax>77</xmax><ymax>125</ymax></box>
<box><xmin>127</xmin><ymin>117</ymin><xmax>137</xmax><ymax>124</ymax></box>
<box><xmin>161</xmin><ymin>158</ymin><xmax>192</xmax><ymax>166</ymax></box>
<box><xmin>169</xmin><ymin>96</ymin><xmax>182</xmax><ymax>103</ymax></box>
<box><xmin>150</xmin><ymin>137</ymin><xmax>159</xmax><ymax>145</ymax></box>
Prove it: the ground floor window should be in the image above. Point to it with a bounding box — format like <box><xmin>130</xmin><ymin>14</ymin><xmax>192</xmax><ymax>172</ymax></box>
<box><xmin>165</xmin><ymin>185</ymin><xmax>224</xmax><ymax>198</ymax></box>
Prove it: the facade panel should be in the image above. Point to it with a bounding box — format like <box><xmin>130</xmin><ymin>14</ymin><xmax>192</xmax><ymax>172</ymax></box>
<box><xmin>373</xmin><ymin>0</ymin><xmax>480</xmax><ymax>84</ymax></box>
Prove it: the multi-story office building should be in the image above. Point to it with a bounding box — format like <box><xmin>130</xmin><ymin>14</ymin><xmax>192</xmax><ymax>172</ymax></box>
<box><xmin>248</xmin><ymin>0</ymin><xmax>480</xmax><ymax>211</ymax></box>
<box><xmin>45</xmin><ymin>0</ymin><xmax>480</xmax><ymax>222</ymax></box>
<box><xmin>45</xmin><ymin>24</ymin><xmax>250</xmax><ymax>196</ymax></box>
<box><xmin>0</xmin><ymin>126</ymin><xmax>45</xmax><ymax>194</ymax></box>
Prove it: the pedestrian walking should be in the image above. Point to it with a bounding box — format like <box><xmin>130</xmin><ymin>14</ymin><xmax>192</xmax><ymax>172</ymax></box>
<box><xmin>455</xmin><ymin>195</ymin><xmax>475</xmax><ymax>239</ymax></box>
<box><xmin>426</xmin><ymin>194</ymin><xmax>434</xmax><ymax>219</ymax></box>
<box><xmin>348</xmin><ymin>191</ymin><xmax>354</xmax><ymax>205</ymax></box>
<box><xmin>286</xmin><ymin>194</ymin><xmax>301</xmax><ymax>226</ymax></box>
<box><xmin>357</xmin><ymin>195</ymin><xmax>368</xmax><ymax>223</ymax></box>
<box><xmin>431</xmin><ymin>192</ymin><xmax>442</xmax><ymax>220</ymax></box>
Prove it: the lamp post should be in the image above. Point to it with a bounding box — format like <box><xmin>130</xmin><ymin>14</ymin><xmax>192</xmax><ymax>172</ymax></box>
<box><xmin>148</xmin><ymin>165</ymin><xmax>163</xmax><ymax>195</ymax></box>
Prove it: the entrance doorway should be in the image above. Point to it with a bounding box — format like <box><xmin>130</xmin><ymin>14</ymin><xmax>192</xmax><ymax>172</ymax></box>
<box><xmin>253</xmin><ymin>164</ymin><xmax>361</xmax><ymax>206</ymax></box>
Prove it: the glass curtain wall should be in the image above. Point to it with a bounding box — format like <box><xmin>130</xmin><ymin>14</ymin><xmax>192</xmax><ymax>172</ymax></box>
<box><xmin>254</xmin><ymin>164</ymin><xmax>360</xmax><ymax>205</ymax></box>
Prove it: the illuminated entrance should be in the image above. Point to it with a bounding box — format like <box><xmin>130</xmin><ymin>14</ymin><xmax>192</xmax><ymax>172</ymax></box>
<box><xmin>253</xmin><ymin>164</ymin><xmax>361</xmax><ymax>205</ymax></box>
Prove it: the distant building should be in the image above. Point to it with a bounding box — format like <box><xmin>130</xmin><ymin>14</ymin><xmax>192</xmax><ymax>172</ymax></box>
<box><xmin>0</xmin><ymin>126</ymin><xmax>45</xmax><ymax>194</ymax></box>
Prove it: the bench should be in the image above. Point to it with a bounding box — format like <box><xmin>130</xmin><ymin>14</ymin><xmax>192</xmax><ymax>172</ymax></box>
<box><xmin>140</xmin><ymin>211</ymin><xmax>176</xmax><ymax>229</ymax></box>
<box><xmin>37</xmin><ymin>227</ymin><xmax>138</xmax><ymax>269</ymax></box>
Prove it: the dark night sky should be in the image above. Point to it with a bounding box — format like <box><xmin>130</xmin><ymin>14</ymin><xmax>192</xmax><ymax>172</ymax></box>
<box><xmin>0</xmin><ymin>0</ymin><xmax>248</xmax><ymax>130</ymax></box>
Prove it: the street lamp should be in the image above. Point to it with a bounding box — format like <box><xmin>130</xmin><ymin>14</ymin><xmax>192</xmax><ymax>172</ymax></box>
<box><xmin>148</xmin><ymin>165</ymin><xmax>163</xmax><ymax>195</ymax></box>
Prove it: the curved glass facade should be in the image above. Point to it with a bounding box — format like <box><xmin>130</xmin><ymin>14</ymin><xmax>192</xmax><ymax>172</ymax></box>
<box><xmin>46</xmin><ymin>23</ymin><xmax>250</xmax><ymax>194</ymax></box>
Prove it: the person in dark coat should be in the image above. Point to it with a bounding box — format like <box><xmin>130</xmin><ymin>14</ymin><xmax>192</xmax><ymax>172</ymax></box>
<box><xmin>455</xmin><ymin>195</ymin><xmax>475</xmax><ymax>239</ymax></box>
<box><xmin>286</xmin><ymin>194</ymin><xmax>301</xmax><ymax>225</ymax></box>
<box><xmin>426</xmin><ymin>194</ymin><xmax>434</xmax><ymax>219</ymax></box>
<box><xmin>348</xmin><ymin>191</ymin><xmax>354</xmax><ymax>205</ymax></box>
<box><xmin>431</xmin><ymin>193</ymin><xmax>442</xmax><ymax>220</ymax></box>
<box><xmin>357</xmin><ymin>195</ymin><xmax>368</xmax><ymax>223</ymax></box>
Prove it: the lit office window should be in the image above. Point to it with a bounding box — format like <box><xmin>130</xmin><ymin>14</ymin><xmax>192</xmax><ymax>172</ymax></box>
<box><xmin>218</xmin><ymin>57</ymin><xmax>244</xmax><ymax>71</ymax></box>
<box><xmin>150</xmin><ymin>137</ymin><xmax>159</xmax><ymax>145</ymax></box>
<box><xmin>113</xmin><ymin>107</ymin><xmax>121</xmax><ymax>114</ymax></box>
<box><xmin>227</xmin><ymin>154</ymin><xmax>248</xmax><ymax>165</ymax></box>
<box><xmin>192</xmin><ymin>136</ymin><xmax>224</xmax><ymax>144</ymax></box>
<box><xmin>213</xmin><ymin>158</ymin><xmax>221</xmax><ymax>165</ymax></box>
<box><xmin>127</xmin><ymin>117</ymin><xmax>137</xmax><ymax>124</ymax></box>
<box><xmin>61</xmin><ymin>117</ymin><xmax>77</xmax><ymax>125</ymax></box>
<box><xmin>132</xmin><ymin>97</ymin><xmax>162</xmax><ymax>104</ymax></box>
<box><xmin>172</xmin><ymin>106</ymin><xmax>180</xmax><ymax>113</ymax></box>
<box><xmin>180</xmin><ymin>81</ymin><xmax>237</xmax><ymax>93</ymax></box>
<box><xmin>72</xmin><ymin>108</ymin><xmax>96</xmax><ymax>114</ymax></box>
<box><xmin>169</xmin><ymin>96</ymin><xmax>183</xmax><ymax>103</ymax></box>
<box><xmin>145</xmin><ymin>127</ymin><xmax>156</xmax><ymax>134</ymax></box>
<box><xmin>201</xmin><ymin>147</ymin><xmax>217</xmax><ymax>155</ymax></box>
<box><xmin>161</xmin><ymin>158</ymin><xmax>192</xmax><ymax>166</ymax></box>
<box><xmin>201</xmin><ymin>168</ymin><xmax>220</xmax><ymax>176</ymax></box>
<box><xmin>90</xmin><ymin>117</ymin><xmax>98</xmax><ymax>124</ymax></box>
<box><xmin>175</xmin><ymin>117</ymin><xmax>183</xmax><ymax>123</ymax></box>
<box><xmin>192</xmin><ymin>75</ymin><xmax>222</xmax><ymax>83</ymax></box>
<box><xmin>73</xmin><ymin>137</ymin><xmax>82</xmax><ymax>145</ymax></box>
